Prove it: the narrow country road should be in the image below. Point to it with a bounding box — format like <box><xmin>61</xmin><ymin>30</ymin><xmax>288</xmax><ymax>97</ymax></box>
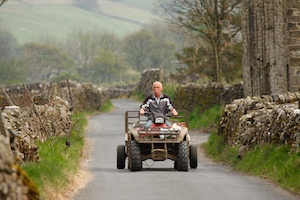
<box><xmin>74</xmin><ymin>99</ymin><xmax>299</xmax><ymax>200</ymax></box>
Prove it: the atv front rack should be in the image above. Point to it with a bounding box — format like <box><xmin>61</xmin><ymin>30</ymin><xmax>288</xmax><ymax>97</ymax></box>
<box><xmin>125</xmin><ymin>110</ymin><xmax>189</xmax><ymax>133</ymax></box>
<box><xmin>138</xmin><ymin>128</ymin><xmax>180</xmax><ymax>135</ymax></box>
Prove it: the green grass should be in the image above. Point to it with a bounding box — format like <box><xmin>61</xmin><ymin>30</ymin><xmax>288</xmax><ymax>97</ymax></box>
<box><xmin>0</xmin><ymin>1</ymin><xmax>155</xmax><ymax>44</ymax></box>
<box><xmin>100</xmin><ymin>100</ymin><xmax>114</xmax><ymax>112</ymax></box>
<box><xmin>130</xmin><ymin>91</ymin><xmax>145</xmax><ymax>102</ymax></box>
<box><xmin>203</xmin><ymin>132</ymin><xmax>226</xmax><ymax>158</ymax></box>
<box><xmin>21</xmin><ymin>100</ymin><xmax>114</xmax><ymax>198</ymax></box>
<box><xmin>203</xmin><ymin>133</ymin><xmax>300</xmax><ymax>195</ymax></box>
<box><xmin>163</xmin><ymin>83</ymin><xmax>178</xmax><ymax>100</ymax></box>
<box><xmin>21</xmin><ymin>111</ymin><xmax>87</xmax><ymax>199</ymax></box>
<box><xmin>235</xmin><ymin>145</ymin><xmax>300</xmax><ymax>193</ymax></box>
<box><xmin>189</xmin><ymin>105</ymin><xmax>223</xmax><ymax>130</ymax></box>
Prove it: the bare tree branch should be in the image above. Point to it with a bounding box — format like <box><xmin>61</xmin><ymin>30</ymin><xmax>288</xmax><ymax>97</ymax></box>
<box><xmin>0</xmin><ymin>0</ymin><xmax>7</xmax><ymax>7</ymax></box>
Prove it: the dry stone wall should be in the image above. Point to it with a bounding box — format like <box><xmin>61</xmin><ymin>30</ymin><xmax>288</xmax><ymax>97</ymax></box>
<box><xmin>105</xmin><ymin>84</ymin><xmax>135</xmax><ymax>99</ymax></box>
<box><xmin>136</xmin><ymin>68</ymin><xmax>163</xmax><ymax>96</ymax></box>
<box><xmin>219</xmin><ymin>92</ymin><xmax>300</xmax><ymax>154</ymax></box>
<box><xmin>0</xmin><ymin>80</ymin><xmax>112</xmax><ymax>199</ymax></box>
<box><xmin>174</xmin><ymin>83</ymin><xmax>244</xmax><ymax>113</ymax></box>
<box><xmin>0</xmin><ymin>81</ymin><xmax>114</xmax><ymax>162</ymax></box>
<box><xmin>0</xmin><ymin>135</ymin><xmax>40</xmax><ymax>200</ymax></box>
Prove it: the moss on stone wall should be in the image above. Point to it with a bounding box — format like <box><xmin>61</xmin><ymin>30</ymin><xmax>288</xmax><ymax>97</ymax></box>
<box><xmin>173</xmin><ymin>83</ymin><xmax>244</xmax><ymax>114</ymax></box>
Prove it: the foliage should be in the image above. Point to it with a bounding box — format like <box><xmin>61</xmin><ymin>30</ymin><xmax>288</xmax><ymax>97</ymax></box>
<box><xmin>235</xmin><ymin>145</ymin><xmax>300</xmax><ymax>194</ymax></box>
<box><xmin>21</xmin><ymin>111</ymin><xmax>87</xmax><ymax>199</ymax></box>
<box><xmin>99</xmin><ymin>100</ymin><xmax>114</xmax><ymax>112</ymax></box>
<box><xmin>189</xmin><ymin>105</ymin><xmax>223</xmax><ymax>130</ymax></box>
<box><xmin>171</xmin><ymin>41</ymin><xmax>242</xmax><ymax>84</ymax></box>
<box><xmin>89</xmin><ymin>48</ymin><xmax>127</xmax><ymax>84</ymax></box>
<box><xmin>203</xmin><ymin>132</ymin><xmax>226</xmax><ymax>158</ymax></box>
<box><xmin>220</xmin><ymin>42</ymin><xmax>243</xmax><ymax>83</ymax></box>
<box><xmin>0</xmin><ymin>59</ymin><xmax>27</xmax><ymax>86</ymax></box>
<box><xmin>21</xmin><ymin>42</ymin><xmax>76</xmax><ymax>83</ymax></box>
<box><xmin>172</xmin><ymin>46</ymin><xmax>213</xmax><ymax>83</ymax></box>
<box><xmin>63</xmin><ymin>27</ymin><xmax>100</xmax><ymax>81</ymax></box>
<box><xmin>0</xmin><ymin>0</ymin><xmax>7</xmax><ymax>7</ymax></box>
<box><xmin>130</xmin><ymin>91</ymin><xmax>145</xmax><ymax>102</ymax></box>
<box><xmin>162</xmin><ymin>83</ymin><xmax>178</xmax><ymax>100</ymax></box>
<box><xmin>0</xmin><ymin>3</ymin><xmax>184</xmax><ymax>85</ymax></box>
<box><xmin>203</xmin><ymin>133</ymin><xmax>300</xmax><ymax>195</ymax></box>
<box><xmin>0</xmin><ymin>24</ymin><xmax>18</xmax><ymax>60</ymax></box>
<box><xmin>156</xmin><ymin>0</ymin><xmax>242</xmax><ymax>83</ymax></box>
<box><xmin>122</xmin><ymin>28</ymin><xmax>178</xmax><ymax>72</ymax></box>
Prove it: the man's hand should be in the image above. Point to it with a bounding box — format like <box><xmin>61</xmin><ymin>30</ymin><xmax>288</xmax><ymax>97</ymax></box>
<box><xmin>172</xmin><ymin>109</ymin><xmax>178</xmax><ymax>116</ymax></box>
<box><xmin>139</xmin><ymin>108</ymin><xmax>145</xmax><ymax>115</ymax></box>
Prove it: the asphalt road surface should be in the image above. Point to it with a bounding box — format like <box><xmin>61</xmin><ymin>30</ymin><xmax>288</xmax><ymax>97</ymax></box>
<box><xmin>74</xmin><ymin>99</ymin><xmax>299</xmax><ymax>200</ymax></box>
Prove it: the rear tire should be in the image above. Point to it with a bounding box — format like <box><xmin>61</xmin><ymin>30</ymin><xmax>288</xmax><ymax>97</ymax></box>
<box><xmin>189</xmin><ymin>144</ymin><xmax>198</xmax><ymax>169</ymax></box>
<box><xmin>177</xmin><ymin>141</ymin><xmax>189</xmax><ymax>171</ymax></box>
<box><xmin>129</xmin><ymin>140</ymin><xmax>142</xmax><ymax>171</ymax></box>
<box><xmin>117</xmin><ymin>145</ymin><xmax>126</xmax><ymax>169</ymax></box>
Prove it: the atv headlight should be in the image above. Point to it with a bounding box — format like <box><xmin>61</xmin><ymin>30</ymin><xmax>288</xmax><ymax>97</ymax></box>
<box><xmin>154</xmin><ymin>117</ymin><xmax>165</xmax><ymax>124</ymax></box>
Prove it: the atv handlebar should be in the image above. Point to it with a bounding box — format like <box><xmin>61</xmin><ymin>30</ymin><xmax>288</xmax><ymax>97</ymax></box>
<box><xmin>142</xmin><ymin>111</ymin><xmax>174</xmax><ymax>118</ymax></box>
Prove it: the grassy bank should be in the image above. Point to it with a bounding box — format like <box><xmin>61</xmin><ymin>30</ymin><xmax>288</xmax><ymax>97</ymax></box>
<box><xmin>21</xmin><ymin>112</ymin><xmax>87</xmax><ymax>199</ymax></box>
<box><xmin>166</xmin><ymin>83</ymin><xmax>300</xmax><ymax>195</ymax></box>
<box><xmin>203</xmin><ymin>132</ymin><xmax>300</xmax><ymax>195</ymax></box>
<box><xmin>21</xmin><ymin>100</ymin><xmax>114</xmax><ymax>199</ymax></box>
<box><xmin>188</xmin><ymin>105</ymin><xmax>222</xmax><ymax>130</ymax></box>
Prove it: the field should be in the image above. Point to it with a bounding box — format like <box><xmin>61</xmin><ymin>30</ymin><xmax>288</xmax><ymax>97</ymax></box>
<box><xmin>0</xmin><ymin>0</ymin><xmax>157</xmax><ymax>44</ymax></box>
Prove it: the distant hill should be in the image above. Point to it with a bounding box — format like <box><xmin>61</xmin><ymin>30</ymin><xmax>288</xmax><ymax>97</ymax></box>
<box><xmin>0</xmin><ymin>0</ymin><xmax>157</xmax><ymax>44</ymax></box>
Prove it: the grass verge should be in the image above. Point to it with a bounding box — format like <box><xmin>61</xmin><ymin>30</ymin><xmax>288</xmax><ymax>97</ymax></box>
<box><xmin>21</xmin><ymin>100</ymin><xmax>113</xmax><ymax>199</ymax></box>
<box><xmin>189</xmin><ymin>105</ymin><xmax>223</xmax><ymax>130</ymax></box>
<box><xmin>182</xmin><ymin>96</ymin><xmax>300</xmax><ymax>195</ymax></box>
<box><xmin>21</xmin><ymin>111</ymin><xmax>87</xmax><ymax>199</ymax></box>
<box><xmin>203</xmin><ymin>133</ymin><xmax>300</xmax><ymax>195</ymax></box>
<box><xmin>100</xmin><ymin>100</ymin><xmax>114</xmax><ymax>112</ymax></box>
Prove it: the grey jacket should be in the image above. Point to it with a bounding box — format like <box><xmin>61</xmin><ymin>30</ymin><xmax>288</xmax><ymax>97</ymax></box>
<box><xmin>140</xmin><ymin>93</ymin><xmax>175</xmax><ymax>117</ymax></box>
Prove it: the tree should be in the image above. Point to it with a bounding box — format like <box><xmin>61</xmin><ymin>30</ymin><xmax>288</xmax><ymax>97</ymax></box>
<box><xmin>0</xmin><ymin>25</ymin><xmax>18</xmax><ymax>60</ymax></box>
<box><xmin>0</xmin><ymin>22</ymin><xmax>23</xmax><ymax>85</ymax></box>
<box><xmin>172</xmin><ymin>46</ymin><xmax>211</xmax><ymax>83</ymax></box>
<box><xmin>64</xmin><ymin>28</ymin><xmax>98</xmax><ymax>81</ymax></box>
<box><xmin>122</xmin><ymin>28</ymin><xmax>178</xmax><ymax>72</ymax></box>
<box><xmin>122</xmin><ymin>29</ymin><xmax>153</xmax><ymax>71</ymax></box>
<box><xmin>35</xmin><ymin>31</ymin><xmax>61</xmax><ymax>47</ymax></box>
<box><xmin>156</xmin><ymin>0</ymin><xmax>241</xmax><ymax>83</ymax></box>
<box><xmin>0</xmin><ymin>0</ymin><xmax>7</xmax><ymax>7</ymax></box>
<box><xmin>63</xmin><ymin>27</ymin><xmax>121</xmax><ymax>82</ymax></box>
<box><xmin>0</xmin><ymin>59</ymin><xmax>26</xmax><ymax>86</ymax></box>
<box><xmin>172</xmin><ymin>38</ymin><xmax>242</xmax><ymax>84</ymax></box>
<box><xmin>92</xmin><ymin>31</ymin><xmax>120</xmax><ymax>53</ymax></box>
<box><xmin>89</xmin><ymin>49</ymin><xmax>127</xmax><ymax>84</ymax></box>
<box><xmin>21</xmin><ymin>42</ymin><xmax>76</xmax><ymax>83</ymax></box>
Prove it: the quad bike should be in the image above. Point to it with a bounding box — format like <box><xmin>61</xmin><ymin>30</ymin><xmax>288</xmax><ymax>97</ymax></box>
<box><xmin>116</xmin><ymin>110</ymin><xmax>198</xmax><ymax>171</ymax></box>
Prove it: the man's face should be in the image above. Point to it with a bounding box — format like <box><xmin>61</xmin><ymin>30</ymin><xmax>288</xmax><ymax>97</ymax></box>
<box><xmin>153</xmin><ymin>83</ymin><xmax>162</xmax><ymax>97</ymax></box>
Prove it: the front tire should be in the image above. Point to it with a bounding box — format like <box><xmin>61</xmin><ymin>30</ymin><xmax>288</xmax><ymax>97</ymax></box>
<box><xmin>117</xmin><ymin>145</ymin><xmax>126</xmax><ymax>169</ymax></box>
<box><xmin>129</xmin><ymin>140</ymin><xmax>142</xmax><ymax>171</ymax></box>
<box><xmin>177</xmin><ymin>141</ymin><xmax>189</xmax><ymax>171</ymax></box>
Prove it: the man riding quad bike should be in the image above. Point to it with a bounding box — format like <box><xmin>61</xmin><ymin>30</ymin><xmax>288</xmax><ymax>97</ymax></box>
<box><xmin>116</xmin><ymin>110</ymin><xmax>198</xmax><ymax>171</ymax></box>
<box><xmin>117</xmin><ymin>81</ymin><xmax>198</xmax><ymax>171</ymax></box>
